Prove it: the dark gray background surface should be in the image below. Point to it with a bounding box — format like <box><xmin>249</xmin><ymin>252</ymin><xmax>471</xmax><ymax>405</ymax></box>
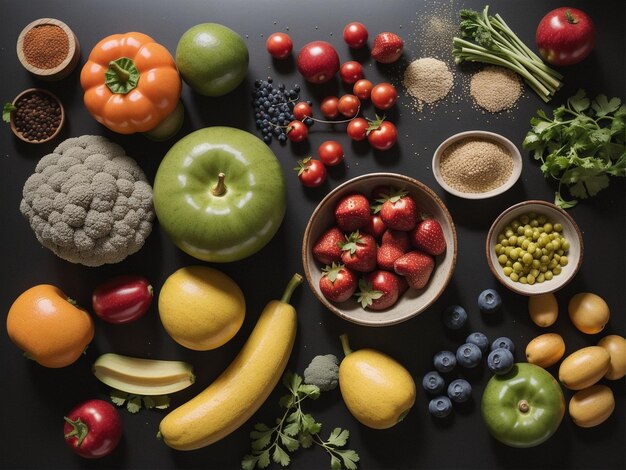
<box><xmin>1</xmin><ymin>0</ymin><xmax>624</xmax><ymax>468</ymax></box>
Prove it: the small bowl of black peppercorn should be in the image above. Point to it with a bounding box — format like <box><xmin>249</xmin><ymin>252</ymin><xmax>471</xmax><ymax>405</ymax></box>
<box><xmin>5</xmin><ymin>88</ymin><xmax>65</xmax><ymax>144</ymax></box>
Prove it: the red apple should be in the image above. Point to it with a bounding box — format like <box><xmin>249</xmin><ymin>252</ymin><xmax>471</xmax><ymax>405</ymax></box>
<box><xmin>296</xmin><ymin>41</ymin><xmax>340</xmax><ymax>84</ymax></box>
<box><xmin>536</xmin><ymin>7</ymin><xmax>595</xmax><ymax>66</ymax></box>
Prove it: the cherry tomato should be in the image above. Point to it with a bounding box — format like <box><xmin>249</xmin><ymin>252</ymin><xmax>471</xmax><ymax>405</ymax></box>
<box><xmin>64</xmin><ymin>399</ymin><xmax>122</xmax><ymax>459</ymax></box>
<box><xmin>92</xmin><ymin>275</ymin><xmax>153</xmax><ymax>324</ymax></box>
<box><xmin>320</xmin><ymin>96</ymin><xmax>340</xmax><ymax>119</ymax></box>
<box><xmin>295</xmin><ymin>157</ymin><xmax>327</xmax><ymax>187</ymax></box>
<box><xmin>353</xmin><ymin>79</ymin><xmax>373</xmax><ymax>100</ymax></box>
<box><xmin>266</xmin><ymin>32</ymin><xmax>293</xmax><ymax>59</ymax></box>
<box><xmin>318</xmin><ymin>140</ymin><xmax>344</xmax><ymax>166</ymax></box>
<box><xmin>368</xmin><ymin>119</ymin><xmax>397</xmax><ymax>151</ymax></box>
<box><xmin>287</xmin><ymin>120</ymin><xmax>308</xmax><ymax>142</ymax></box>
<box><xmin>293</xmin><ymin>102</ymin><xmax>313</xmax><ymax>120</ymax></box>
<box><xmin>536</xmin><ymin>8</ymin><xmax>595</xmax><ymax>66</ymax></box>
<box><xmin>371</xmin><ymin>83</ymin><xmax>398</xmax><ymax>110</ymax></box>
<box><xmin>340</xmin><ymin>61</ymin><xmax>364</xmax><ymax>84</ymax></box>
<box><xmin>343</xmin><ymin>22</ymin><xmax>369</xmax><ymax>49</ymax></box>
<box><xmin>346</xmin><ymin>117</ymin><xmax>368</xmax><ymax>141</ymax></box>
<box><xmin>337</xmin><ymin>94</ymin><xmax>361</xmax><ymax>118</ymax></box>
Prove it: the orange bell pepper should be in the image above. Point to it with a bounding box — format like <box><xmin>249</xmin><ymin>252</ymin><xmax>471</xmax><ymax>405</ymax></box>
<box><xmin>80</xmin><ymin>32</ymin><xmax>181</xmax><ymax>134</ymax></box>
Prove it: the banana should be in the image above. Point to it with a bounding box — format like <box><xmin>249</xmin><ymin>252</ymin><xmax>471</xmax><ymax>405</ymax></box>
<box><xmin>93</xmin><ymin>353</ymin><xmax>195</xmax><ymax>395</ymax></box>
<box><xmin>158</xmin><ymin>273</ymin><xmax>303</xmax><ymax>451</ymax></box>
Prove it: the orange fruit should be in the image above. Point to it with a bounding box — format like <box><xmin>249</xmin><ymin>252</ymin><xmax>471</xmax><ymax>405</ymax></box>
<box><xmin>7</xmin><ymin>284</ymin><xmax>95</xmax><ymax>368</ymax></box>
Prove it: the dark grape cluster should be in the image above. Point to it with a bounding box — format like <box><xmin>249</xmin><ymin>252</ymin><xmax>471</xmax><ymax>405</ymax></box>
<box><xmin>252</xmin><ymin>78</ymin><xmax>301</xmax><ymax>144</ymax></box>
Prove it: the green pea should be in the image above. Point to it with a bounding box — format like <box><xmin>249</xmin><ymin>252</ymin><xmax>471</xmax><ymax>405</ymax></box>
<box><xmin>554</xmin><ymin>223</ymin><xmax>563</xmax><ymax>232</ymax></box>
<box><xmin>510</xmin><ymin>272</ymin><xmax>519</xmax><ymax>282</ymax></box>
<box><xmin>537</xmin><ymin>214</ymin><xmax>547</xmax><ymax>225</ymax></box>
<box><xmin>513</xmin><ymin>261</ymin><xmax>523</xmax><ymax>272</ymax></box>
<box><xmin>544</xmin><ymin>223</ymin><xmax>553</xmax><ymax>233</ymax></box>
<box><xmin>559</xmin><ymin>256</ymin><xmax>568</xmax><ymax>267</ymax></box>
<box><xmin>522</xmin><ymin>252</ymin><xmax>533</xmax><ymax>265</ymax></box>
<box><xmin>503</xmin><ymin>266</ymin><xmax>513</xmax><ymax>276</ymax></box>
<box><xmin>553</xmin><ymin>266</ymin><xmax>562</xmax><ymax>275</ymax></box>
<box><xmin>527</xmin><ymin>274</ymin><xmax>536</xmax><ymax>284</ymax></box>
<box><xmin>498</xmin><ymin>254</ymin><xmax>508</xmax><ymax>265</ymax></box>
<box><xmin>545</xmin><ymin>271</ymin><xmax>553</xmax><ymax>281</ymax></box>
<box><xmin>520</xmin><ymin>215</ymin><xmax>530</xmax><ymax>225</ymax></box>
<box><xmin>537</xmin><ymin>273</ymin><xmax>545</xmax><ymax>283</ymax></box>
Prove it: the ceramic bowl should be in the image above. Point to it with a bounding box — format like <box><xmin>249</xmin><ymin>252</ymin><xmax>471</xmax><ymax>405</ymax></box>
<box><xmin>432</xmin><ymin>130</ymin><xmax>522</xmax><ymax>199</ymax></box>
<box><xmin>16</xmin><ymin>18</ymin><xmax>80</xmax><ymax>81</ymax></box>
<box><xmin>486</xmin><ymin>200</ymin><xmax>583</xmax><ymax>296</ymax></box>
<box><xmin>9</xmin><ymin>88</ymin><xmax>65</xmax><ymax>144</ymax></box>
<box><xmin>302</xmin><ymin>173</ymin><xmax>457</xmax><ymax>326</ymax></box>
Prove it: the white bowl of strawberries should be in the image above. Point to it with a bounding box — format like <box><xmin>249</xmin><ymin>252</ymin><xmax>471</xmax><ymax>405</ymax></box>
<box><xmin>302</xmin><ymin>173</ymin><xmax>457</xmax><ymax>326</ymax></box>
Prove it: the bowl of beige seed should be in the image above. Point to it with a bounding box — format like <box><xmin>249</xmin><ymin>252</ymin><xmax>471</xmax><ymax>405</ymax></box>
<box><xmin>432</xmin><ymin>130</ymin><xmax>522</xmax><ymax>199</ymax></box>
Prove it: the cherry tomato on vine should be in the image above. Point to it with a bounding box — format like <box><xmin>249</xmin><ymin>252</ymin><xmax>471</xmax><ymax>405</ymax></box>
<box><xmin>347</xmin><ymin>117</ymin><xmax>368</xmax><ymax>141</ymax></box>
<box><xmin>318</xmin><ymin>140</ymin><xmax>344</xmax><ymax>166</ymax></box>
<box><xmin>371</xmin><ymin>83</ymin><xmax>398</xmax><ymax>110</ymax></box>
<box><xmin>320</xmin><ymin>96</ymin><xmax>340</xmax><ymax>119</ymax></box>
<box><xmin>64</xmin><ymin>399</ymin><xmax>122</xmax><ymax>459</ymax></box>
<box><xmin>287</xmin><ymin>120</ymin><xmax>308</xmax><ymax>142</ymax></box>
<box><xmin>266</xmin><ymin>32</ymin><xmax>293</xmax><ymax>59</ymax></box>
<box><xmin>294</xmin><ymin>157</ymin><xmax>327</xmax><ymax>187</ymax></box>
<box><xmin>340</xmin><ymin>61</ymin><xmax>364</xmax><ymax>84</ymax></box>
<box><xmin>343</xmin><ymin>22</ymin><xmax>369</xmax><ymax>49</ymax></box>
<box><xmin>293</xmin><ymin>102</ymin><xmax>313</xmax><ymax>120</ymax></box>
<box><xmin>353</xmin><ymin>79</ymin><xmax>373</xmax><ymax>100</ymax></box>
<box><xmin>367</xmin><ymin>118</ymin><xmax>397</xmax><ymax>151</ymax></box>
<box><xmin>338</xmin><ymin>94</ymin><xmax>361</xmax><ymax>118</ymax></box>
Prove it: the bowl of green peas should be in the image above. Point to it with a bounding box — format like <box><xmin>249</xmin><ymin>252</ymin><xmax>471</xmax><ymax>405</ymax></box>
<box><xmin>486</xmin><ymin>200</ymin><xmax>583</xmax><ymax>296</ymax></box>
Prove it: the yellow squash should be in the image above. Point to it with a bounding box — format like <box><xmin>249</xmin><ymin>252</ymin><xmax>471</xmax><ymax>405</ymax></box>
<box><xmin>158</xmin><ymin>274</ymin><xmax>302</xmax><ymax>451</ymax></box>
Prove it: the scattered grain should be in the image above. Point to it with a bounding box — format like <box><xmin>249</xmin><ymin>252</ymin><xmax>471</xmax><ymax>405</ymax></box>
<box><xmin>439</xmin><ymin>137</ymin><xmax>513</xmax><ymax>193</ymax></box>
<box><xmin>470</xmin><ymin>66</ymin><xmax>523</xmax><ymax>112</ymax></box>
<box><xmin>403</xmin><ymin>58</ymin><xmax>454</xmax><ymax>109</ymax></box>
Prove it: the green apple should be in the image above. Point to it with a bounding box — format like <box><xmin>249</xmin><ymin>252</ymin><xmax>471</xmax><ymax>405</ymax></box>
<box><xmin>153</xmin><ymin>127</ymin><xmax>286</xmax><ymax>262</ymax></box>
<box><xmin>176</xmin><ymin>23</ymin><xmax>249</xmax><ymax>97</ymax></box>
<box><xmin>481</xmin><ymin>363</ymin><xmax>565</xmax><ymax>448</ymax></box>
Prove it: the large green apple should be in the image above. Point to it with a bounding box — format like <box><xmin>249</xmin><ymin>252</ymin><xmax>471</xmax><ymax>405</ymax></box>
<box><xmin>176</xmin><ymin>23</ymin><xmax>249</xmax><ymax>97</ymax></box>
<box><xmin>481</xmin><ymin>363</ymin><xmax>565</xmax><ymax>448</ymax></box>
<box><xmin>153</xmin><ymin>127</ymin><xmax>286</xmax><ymax>262</ymax></box>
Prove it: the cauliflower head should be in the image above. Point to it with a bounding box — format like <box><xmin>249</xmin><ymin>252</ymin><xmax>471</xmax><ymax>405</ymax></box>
<box><xmin>20</xmin><ymin>135</ymin><xmax>154</xmax><ymax>267</ymax></box>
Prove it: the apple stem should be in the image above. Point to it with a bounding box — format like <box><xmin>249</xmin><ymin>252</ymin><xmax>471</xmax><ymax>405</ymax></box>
<box><xmin>565</xmin><ymin>10</ymin><xmax>578</xmax><ymax>24</ymax></box>
<box><xmin>518</xmin><ymin>400</ymin><xmax>530</xmax><ymax>413</ymax></box>
<box><xmin>339</xmin><ymin>333</ymin><xmax>353</xmax><ymax>357</ymax></box>
<box><xmin>211</xmin><ymin>172</ymin><xmax>227</xmax><ymax>196</ymax></box>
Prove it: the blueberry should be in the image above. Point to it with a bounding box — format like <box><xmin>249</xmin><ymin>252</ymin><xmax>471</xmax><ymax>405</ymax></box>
<box><xmin>466</xmin><ymin>332</ymin><xmax>489</xmax><ymax>353</ymax></box>
<box><xmin>442</xmin><ymin>305</ymin><xmax>468</xmax><ymax>330</ymax></box>
<box><xmin>487</xmin><ymin>348</ymin><xmax>515</xmax><ymax>375</ymax></box>
<box><xmin>456</xmin><ymin>342</ymin><xmax>482</xmax><ymax>368</ymax></box>
<box><xmin>433</xmin><ymin>350</ymin><xmax>457</xmax><ymax>373</ymax></box>
<box><xmin>478</xmin><ymin>289</ymin><xmax>502</xmax><ymax>314</ymax></box>
<box><xmin>447</xmin><ymin>379</ymin><xmax>472</xmax><ymax>403</ymax></box>
<box><xmin>491</xmin><ymin>336</ymin><xmax>515</xmax><ymax>354</ymax></box>
<box><xmin>428</xmin><ymin>396</ymin><xmax>453</xmax><ymax>418</ymax></box>
<box><xmin>303</xmin><ymin>117</ymin><xmax>314</xmax><ymax>127</ymax></box>
<box><xmin>422</xmin><ymin>371</ymin><xmax>445</xmax><ymax>394</ymax></box>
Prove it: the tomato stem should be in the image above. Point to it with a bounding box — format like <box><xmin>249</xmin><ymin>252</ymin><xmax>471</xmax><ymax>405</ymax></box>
<box><xmin>211</xmin><ymin>172</ymin><xmax>227</xmax><ymax>197</ymax></box>
<box><xmin>64</xmin><ymin>416</ymin><xmax>89</xmax><ymax>446</ymax></box>
<box><xmin>565</xmin><ymin>10</ymin><xmax>578</xmax><ymax>24</ymax></box>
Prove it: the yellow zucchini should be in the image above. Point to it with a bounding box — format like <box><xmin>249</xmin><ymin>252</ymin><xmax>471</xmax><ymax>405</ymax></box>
<box><xmin>158</xmin><ymin>273</ymin><xmax>303</xmax><ymax>451</ymax></box>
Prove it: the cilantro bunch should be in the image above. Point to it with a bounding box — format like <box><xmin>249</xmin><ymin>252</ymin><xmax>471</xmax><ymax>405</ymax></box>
<box><xmin>523</xmin><ymin>89</ymin><xmax>626</xmax><ymax>208</ymax></box>
<box><xmin>241</xmin><ymin>371</ymin><xmax>359</xmax><ymax>470</ymax></box>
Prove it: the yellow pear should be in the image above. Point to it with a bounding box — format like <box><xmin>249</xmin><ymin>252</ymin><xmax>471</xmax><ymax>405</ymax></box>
<box><xmin>338</xmin><ymin>334</ymin><xmax>416</xmax><ymax>429</ymax></box>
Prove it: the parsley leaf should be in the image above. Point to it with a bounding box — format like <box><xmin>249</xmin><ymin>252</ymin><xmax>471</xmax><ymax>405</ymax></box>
<box><xmin>524</xmin><ymin>89</ymin><xmax>626</xmax><ymax>208</ymax></box>
<box><xmin>108</xmin><ymin>389</ymin><xmax>170</xmax><ymax>413</ymax></box>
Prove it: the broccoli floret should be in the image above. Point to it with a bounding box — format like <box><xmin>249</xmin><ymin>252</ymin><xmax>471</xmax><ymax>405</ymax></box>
<box><xmin>20</xmin><ymin>135</ymin><xmax>154</xmax><ymax>267</ymax></box>
<box><xmin>303</xmin><ymin>354</ymin><xmax>339</xmax><ymax>392</ymax></box>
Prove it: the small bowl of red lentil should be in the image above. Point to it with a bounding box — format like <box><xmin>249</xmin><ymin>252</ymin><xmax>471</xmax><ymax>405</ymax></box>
<box><xmin>16</xmin><ymin>18</ymin><xmax>80</xmax><ymax>81</ymax></box>
<box><xmin>486</xmin><ymin>200</ymin><xmax>583</xmax><ymax>296</ymax></box>
<box><xmin>6</xmin><ymin>88</ymin><xmax>65</xmax><ymax>144</ymax></box>
<box><xmin>432</xmin><ymin>130</ymin><xmax>523</xmax><ymax>199</ymax></box>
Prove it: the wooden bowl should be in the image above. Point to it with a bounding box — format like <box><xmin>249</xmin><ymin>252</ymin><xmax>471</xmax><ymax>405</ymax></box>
<box><xmin>486</xmin><ymin>200</ymin><xmax>583</xmax><ymax>296</ymax></box>
<box><xmin>16</xmin><ymin>18</ymin><xmax>80</xmax><ymax>81</ymax></box>
<box><xmin>302</xmin><ymin>173</ymin><xmax>458</xmax><ymax>326</ymax></box>
<box><xmin>432</xmin><ymin>130</ymin><xmax>522</xmax><ymax>199</ymax></box>
<box><xmin>9</xmin><ymin>88</ymin><xmax>65</xmax><ymax>144</ymax></box>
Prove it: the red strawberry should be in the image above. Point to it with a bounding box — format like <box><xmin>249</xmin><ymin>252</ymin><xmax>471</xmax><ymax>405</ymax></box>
<box><xmin>394</xmin><ymin>250</ymin><xmax>435</xmax><ymax>290</ymax></box>
<box><xmin>376</xmin><ymin>189</ymin><xmax>419</xmax><ymax>231</ymax></box>
<box><xmin>361</xmin><ymin>214</ymin><xmax>386</xmax><ymax>239</ymax></box>
<box><xmin>312</xmin><ymin>226</ymin><xmax>345</xmax><ymax>265</ymax></box>
<box><xmin>376</xmin><ymin>243</ymin><xmax>405</xmax><ymax>271</ymax></box>
<box><xmin>371</xmin><ymin>32</ymin><xmax>404</xmax><ymax>64</ymax></box>
<box><xmin>411</xmin><ymin>218</ymin><xmax>446</xmax><ymax>256</ymax></box>
<box><xmin>340</xmin><ymin>230</ymin><xmax>377</xmax><ymax>272</ymax></box>
<box><xmin>334</xmin><ymin>193</ymin><xmax>372</xmax><ymax>232</ymax></box>
<box><xmin>356</xmin><ymin>270</ymin><xmax>403</xmax><ymax>310</ymax></box>
<box><xmin>381</xmin><ymin>229</ymin><xmax>411</xmax><ymax>252</ymax></box>
<box><xmin>319</xmin><ymin>263</ymin><xmax>358</xmax><ymax>303</ymax></box>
